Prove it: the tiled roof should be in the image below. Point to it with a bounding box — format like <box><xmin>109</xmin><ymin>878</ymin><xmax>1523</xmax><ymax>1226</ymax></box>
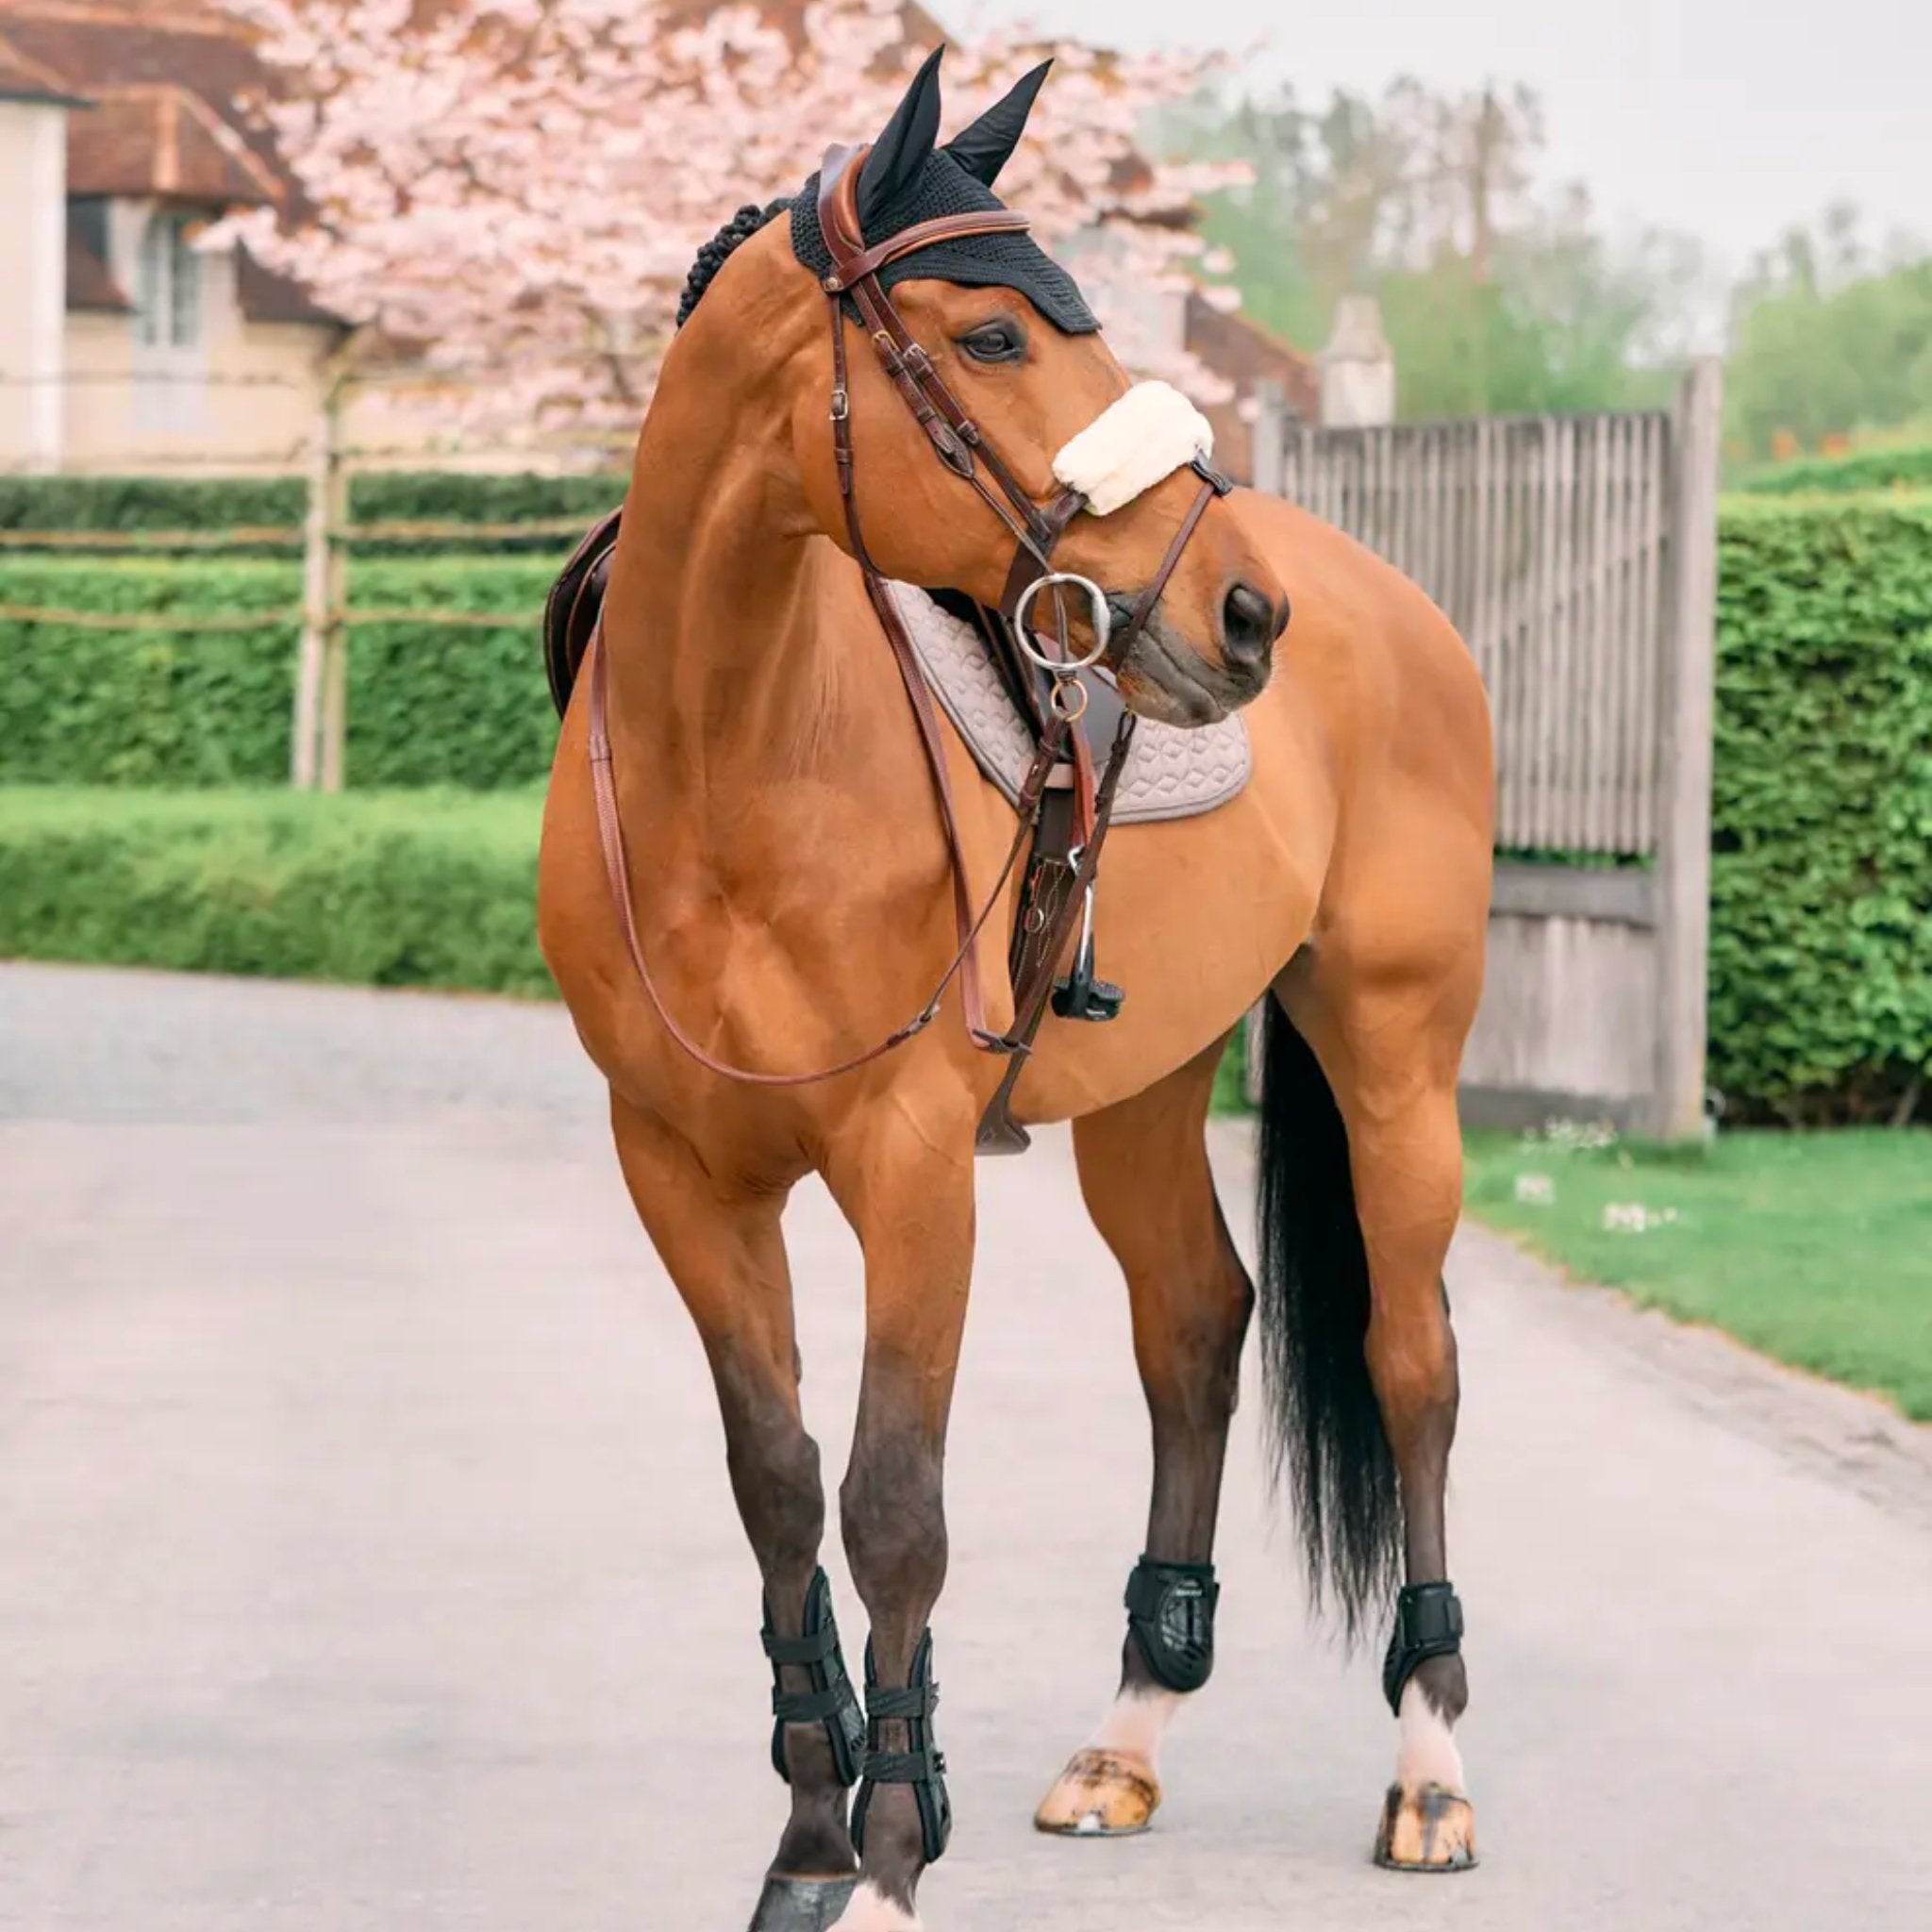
<box><xmin>0</xmin><ymin>4</ymin><xmax>291</xmax><ymax>199</ymax></box>
<box><xmin>66</xmin><ymin>83</ymin><xmax>281</xmax><ymax>202</ymax></box>
<box><xmin>0</xmin><ymin>2</ymin><xmax>341</xmax><ymax>324</ymax></box>
<box><xmin>0</xmin><ymin>25</ymin><xmax>87</xmax><ymax>102</ymax></box>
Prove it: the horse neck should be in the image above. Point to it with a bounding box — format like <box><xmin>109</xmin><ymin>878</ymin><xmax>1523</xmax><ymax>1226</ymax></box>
<box><xmin>602</xmin><ymin>376</ymin><xmax>842</xmax><ymax>804</ymax></box>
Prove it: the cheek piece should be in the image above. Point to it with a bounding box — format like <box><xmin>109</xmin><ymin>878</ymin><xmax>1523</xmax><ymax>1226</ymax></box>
<box><xmin>1051</xmin><ymin>380</ymin><xmax>1217</xmax><ymax>518</ymax></box>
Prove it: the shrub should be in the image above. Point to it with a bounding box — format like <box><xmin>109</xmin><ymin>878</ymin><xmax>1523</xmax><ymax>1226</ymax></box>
<box><xmin>1709</xmin><ymin>497</ymin><xmax>1932</xmax><ymax>1123</ymax></box>
<box><xmin>5</xmin><ymin>497</ymin><xmax>1929</xmax><ymax>1122</ymax></box>
<box><xmin>0</xmin><ymin>787</ymin><xmax>550</xmax><ymax>996</ymax></box>
<box><xmin>0</xmin><ymin>471</ymin><xmax>624</xmax><ymax>556</ymax></box>
<box><xmin>0</xmin><ymin>559</ymin><xmax>300</xmax><ymax>786</ymax></box>
<box><xmin>1736</xmin><ymin>444</ymin><xmax>1932</xmax><ymax>497</ymax></box>
<box><xmin>0</xmin><ymin>556</ymin><xmax>559</xmax><ymax>789</ymax></box>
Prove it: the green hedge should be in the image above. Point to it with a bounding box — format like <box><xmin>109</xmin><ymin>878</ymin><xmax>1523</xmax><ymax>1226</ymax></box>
<box><xmin>0</xmin><ymin>557</ymin><xmax>558</xmax><ymax>789</ymax></box>
<box><xmin>0</xmin><ymin>471</ymin><xmax>624</xmax><ymax>555</ymax></box>
<box><xmin>1736</xmin><ymin>443</ymin><xmax>1932</xmax><ymax>497</ymax></box>
<box><xmin>1710</xmin><ymin>497</ymin><xmax>1932</xmax><ymax>1123</ymax></box>
<box><xmin>0</xmin><ymin>787</ymin><xmax>549</xmax><ymax>996</ymax></box>
<box><xmin>5</xmin><ymin>497</ymin><xmax>1928</xmax><ymax>1121</ymax></box>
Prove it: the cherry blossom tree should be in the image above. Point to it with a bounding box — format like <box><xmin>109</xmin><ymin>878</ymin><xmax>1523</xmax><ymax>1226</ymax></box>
<box><xmin>215</xmin><ymin>0</ymin><xmax>1244</xmax><ymax>437</ymax></box>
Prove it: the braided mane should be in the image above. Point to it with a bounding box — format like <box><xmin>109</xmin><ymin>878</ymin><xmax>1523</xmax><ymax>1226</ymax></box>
<box><xmin>675</xmin><ymin>199</ymin><xmax>792</xmax><ymax>329</ymax></box>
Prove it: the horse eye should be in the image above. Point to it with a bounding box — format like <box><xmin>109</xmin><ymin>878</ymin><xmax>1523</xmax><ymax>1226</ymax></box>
<box><xmin>958</xmin><ymin>321</ymin><xmax>1025</xmax><ymax>364</ymax></box>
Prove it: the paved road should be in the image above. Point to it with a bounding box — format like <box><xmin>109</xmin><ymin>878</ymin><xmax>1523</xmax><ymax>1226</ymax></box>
<box><xmin>3</xmin><ymin>962</ymin><xmax>1930</xmax><ymax>1932</ymax></box>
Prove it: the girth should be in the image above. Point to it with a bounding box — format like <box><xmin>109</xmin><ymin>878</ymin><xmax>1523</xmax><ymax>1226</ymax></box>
<box><xmin>575</xmin><ymin>142</ymin><xmax>1233</xmax><ymax>1138</ymax></box>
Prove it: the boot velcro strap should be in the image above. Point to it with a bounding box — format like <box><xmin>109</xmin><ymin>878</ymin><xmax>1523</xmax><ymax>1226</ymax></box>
<box><xmin>863</xmin><ymin>1746</ymin><xmax>947</xmax><ymax>1784</ymax></box>
<box><xmin>763</xmin><ymin>1624</ymin><xmax>841</xmax><ymax>1667</ymax></box>
<box><xmin>1383</xmin><ymin>1581</ymin><xmax>1464</xmax><ymax>1716</ymax></box>
<box><xmin>773</xmin><ymin>1682</ymin><xmax>858</xmax><ymax>1724</ymax></box>
<box><xmin>866</xmin><ymin>1680</ymin><xmax>939</xmax><ymax>1721</ymax></box>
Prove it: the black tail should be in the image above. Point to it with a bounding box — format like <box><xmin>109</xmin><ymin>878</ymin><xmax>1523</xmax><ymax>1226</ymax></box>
<box><xmin>1255</xmin><ymin>996</ymin><xmax>1401</xmax><ymax>1641</ymax></box>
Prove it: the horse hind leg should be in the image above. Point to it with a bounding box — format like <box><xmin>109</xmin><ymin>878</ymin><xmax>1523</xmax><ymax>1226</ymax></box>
<box><xmin>1035</xmin><ymin>1037</ymin><xmax>1253</xmax><ymax>1839</ymax></box>
<box><xmin>1259</xmin><ymin>974</ymin><xmax>1477</xmax><ymax>1873</ymax></box>
<box><xmin>608</xmin><ymin>1095</ymin><xmax>861</xmax><ymax>1931</ymax></box>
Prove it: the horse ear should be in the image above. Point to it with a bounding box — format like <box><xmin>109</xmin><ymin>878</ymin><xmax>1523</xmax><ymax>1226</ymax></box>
<box><xmin>945</xmin><ymin>59</ymin><xmax>1051</xmax><ymax>187</ymax></box>
<box><xmin>858</xmin><ymin>44</ymin><xmax>946</xmax><ymax>229</ymax></box>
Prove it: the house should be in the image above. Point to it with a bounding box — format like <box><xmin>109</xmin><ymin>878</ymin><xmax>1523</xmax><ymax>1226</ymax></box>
<box><xmin>0</xmin><ymin>2</ymin><xmax>356</xmax><ymax>473</ymax></box>
<box><xmin>0</xmin><ymin>0</ymin><xmax>1316</xmax><ymax>477</ymax></box>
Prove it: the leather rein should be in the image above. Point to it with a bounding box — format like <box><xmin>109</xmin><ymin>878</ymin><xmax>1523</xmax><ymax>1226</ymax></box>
<box><xmin>585</xmin><ymin>142</ymin><xmax>1229</xmax><ymax>1088</ymax></box>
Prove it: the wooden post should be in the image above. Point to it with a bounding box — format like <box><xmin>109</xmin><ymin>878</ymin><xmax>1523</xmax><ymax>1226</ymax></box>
<box><xmin>1650</xmin><ymin>357</ymin><xmax>1723</xmax><ymax>1140</ymax></box>
<box><xmin>291</xmin><ymin>394</ymin><xmax>335</xmax><ymax>789</ymax></box>
<box><xmin>1250</xmin><ymin>378</ymin><xmax>1286</xmax><ymax>496</ymax></box>
<box><xmin>316</xmin><ymin>382</ymin><xmax>351</xmax><ymax>793</ymax></box>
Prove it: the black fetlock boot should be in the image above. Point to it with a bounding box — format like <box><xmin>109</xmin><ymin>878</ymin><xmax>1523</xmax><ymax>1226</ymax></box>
<box><xmin>850</xmin><ymin>1628</ymin><xmax>952</xmax><ymax>1865</ymax></box>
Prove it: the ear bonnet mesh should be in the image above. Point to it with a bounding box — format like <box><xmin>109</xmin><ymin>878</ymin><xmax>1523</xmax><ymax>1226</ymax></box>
<box><xmin>790</xmin><ymin>150</ymin><xmax>1099</xmax><ymax>336</ymax></box>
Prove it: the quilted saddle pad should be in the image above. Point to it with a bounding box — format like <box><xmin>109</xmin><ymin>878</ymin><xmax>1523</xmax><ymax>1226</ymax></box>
<box><xmin>889</xmin><ymin>585</ymin><xmax>1251</xmax><ymax>824</ymax></box>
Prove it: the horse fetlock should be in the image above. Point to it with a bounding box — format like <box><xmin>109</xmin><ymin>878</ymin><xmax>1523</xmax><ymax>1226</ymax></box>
<box><xmin>1124</xmin><ymin>1556</ymin><xmax>1219</xmax><ymax>1693</ymax></box>
<box><xmin>825</xmin><ymin>1878</ymin><xmax>923</xmax><ymax>1932</ymax></box>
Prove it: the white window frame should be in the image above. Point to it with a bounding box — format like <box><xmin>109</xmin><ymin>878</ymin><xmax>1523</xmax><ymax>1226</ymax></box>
<box><xmin>132</xmin><ymin>208</ymin><xmax>210</xmax><ymax>440</ymax></box>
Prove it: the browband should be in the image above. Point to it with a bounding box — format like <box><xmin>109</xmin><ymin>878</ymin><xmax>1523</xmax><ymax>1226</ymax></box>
<box><xmin>822</xmin><ymin>210</ymin><xmax>1034</xmax><ymax>291</ymax></box>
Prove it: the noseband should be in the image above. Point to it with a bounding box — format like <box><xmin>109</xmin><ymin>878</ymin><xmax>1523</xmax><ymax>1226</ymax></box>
<box><xmin>584</xmin><ymin>144</ymin><xmax>1234</xmax><ymax>1091</ymax></box>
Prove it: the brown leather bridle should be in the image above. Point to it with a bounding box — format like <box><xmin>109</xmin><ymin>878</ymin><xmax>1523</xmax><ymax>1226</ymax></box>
<box><xmin>585</xmin><ymin>143</ymin><xmax>1232</xmax><ymax>1087</ymax></box>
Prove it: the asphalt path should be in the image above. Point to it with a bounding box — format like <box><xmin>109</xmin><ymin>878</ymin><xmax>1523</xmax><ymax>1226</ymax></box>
<box><xmin>3</xmin><ymin>963</ymin><xmax>1929</xmax><ymax>1931</ymax></box>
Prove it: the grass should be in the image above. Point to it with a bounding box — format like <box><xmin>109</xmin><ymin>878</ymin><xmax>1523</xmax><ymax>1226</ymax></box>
<box><xmin>1463</xmin><ymin>1125</ymin><xmax>1932</xmax><ymax>1422</ymax></box>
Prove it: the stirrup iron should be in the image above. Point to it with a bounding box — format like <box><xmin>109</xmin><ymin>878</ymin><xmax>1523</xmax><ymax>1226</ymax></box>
<box><xmin>1050</xmin><ymin>881</ymin><xmax>1124</xmax><ymax>1024</ymax></box>
<box><xmin>761</xmin><ymin>1568</ymin><xmax>865</xmax><ymax>1787</ymax></box>
<box><xmin>850</xmin><ymin>1628</ymin><xmax>952</xmax><ymax>1865</ymax></box>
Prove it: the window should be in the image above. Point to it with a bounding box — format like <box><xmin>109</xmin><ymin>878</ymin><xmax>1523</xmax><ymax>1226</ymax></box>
<box><xmin>68</xmin><ymin>196</ymin><xmax>109</xmax><ymax>267</ymax></box>
<box><xmin>136</xmin><ymin>213</ymin><xmax>203</xmax><ymax>350</ymax></box>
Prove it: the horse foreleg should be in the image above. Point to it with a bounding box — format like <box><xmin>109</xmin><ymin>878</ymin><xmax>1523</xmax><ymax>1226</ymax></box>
<box><xmin>821</xmin><ymin>1112</ymin><xmax>976</xmax><ymax>1932</ymax></box>
<box><xmin>1035</xmin><ymin>1039</ymin><xmax>1253</xmax><ymax>1839</ymax></box>
<box><xmin>608</xmin><ymin>1095</ymin><xmax>863</xmax><ymax>1930</ymax></box>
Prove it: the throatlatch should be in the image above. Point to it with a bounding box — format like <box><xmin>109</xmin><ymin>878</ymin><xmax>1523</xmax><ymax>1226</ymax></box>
<box><xmin>1124</xmin><ymin>1556</ymin><xmax>1220</xmax><ymax>1694</ymax></box>
<box><xmin>762</xmin><ymin>1568</ymin><xmax>866</xmax><ymax>1787</ymax></box>
<box><xmin>850</xmin><ymin>1628</ymin><xmax>952</xmax><ymax>1865</ymax></box>
<box><xmin>1382</xmin><ymin>1580</ymin><xmax>1465</xmax><ymax>1716</ymax></box>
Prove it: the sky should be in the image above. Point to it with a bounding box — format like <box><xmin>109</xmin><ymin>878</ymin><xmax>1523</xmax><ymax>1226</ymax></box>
<box><xmin>958</xmin><ymin>0</ymin><xmax>1932</xmax><ymax>275</ymax></box>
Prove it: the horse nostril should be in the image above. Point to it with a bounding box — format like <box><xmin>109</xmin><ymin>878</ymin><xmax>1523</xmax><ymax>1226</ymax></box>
<box><xmin>1222</xmin><ymin>581</ymin><xmax>1286</xmax><ymax>671</ymax></box>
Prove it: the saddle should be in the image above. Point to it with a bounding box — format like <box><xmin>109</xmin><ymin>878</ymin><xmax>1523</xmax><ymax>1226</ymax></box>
<box><xmin>545</xmin><ymin>508</ymin><xmax>1141</xmax><ymax>1148</ymax></box>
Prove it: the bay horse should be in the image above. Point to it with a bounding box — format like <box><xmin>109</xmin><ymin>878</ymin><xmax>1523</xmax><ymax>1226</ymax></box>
<box><xmin>538</xmin><ymin>48</ymin><xmax>1492</xmax><ymax>1932</ymax></box>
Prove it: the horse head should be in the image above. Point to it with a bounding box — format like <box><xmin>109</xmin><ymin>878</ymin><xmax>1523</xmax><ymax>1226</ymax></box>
<box><xmin>664</xmin><ymin>47</ymin><xmax>1290</xmax><ymax>726</ymax></box>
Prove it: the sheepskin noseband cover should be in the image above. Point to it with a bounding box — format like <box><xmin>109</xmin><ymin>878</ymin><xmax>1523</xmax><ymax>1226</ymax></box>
<box><xmin>1052</xmin><ymin>382</ymin><xmax>1216</xmax><ymax>516</ymax></box>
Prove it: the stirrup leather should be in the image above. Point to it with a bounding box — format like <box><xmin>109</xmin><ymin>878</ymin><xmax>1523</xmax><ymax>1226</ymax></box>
<box><xmin>850</xmin><ymin>1628</ymin><xmax>952</xmax><ymax>1865</ymax></box>
<box><xmin>761</xmin><ymin>1568</ymin><xmax>865</xmax><ymax>1787</ymax></box>
<box><xmin>1382</xmin><ymin>1580</ymin><xmax>1464</xmax><ymax>1717</ymax></box>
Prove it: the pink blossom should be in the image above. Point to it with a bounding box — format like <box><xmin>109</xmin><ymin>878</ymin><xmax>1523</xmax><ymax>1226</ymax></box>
<box><xmin>213</xmin><ymin>1</ymin><xmax>1243</xmax><ymax>439</ymax></box>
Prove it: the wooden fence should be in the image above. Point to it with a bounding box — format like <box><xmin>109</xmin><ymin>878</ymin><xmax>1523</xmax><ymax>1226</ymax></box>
<box><xmin>1253</xmin><ymin>359</ymin><xmax>1724</xmax><ymax>1139</ymax></box>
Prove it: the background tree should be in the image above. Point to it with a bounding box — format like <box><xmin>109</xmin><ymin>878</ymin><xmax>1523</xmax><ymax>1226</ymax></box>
<box><xmin>1170</xmin><ymin>76</ymin><xmax>1707</xmax><ymax>421</ymax></box>
<box><xmin>1725</xmin><ymin>204</ymin><xmax>1932</xmax><ymax>461</ymax></box>
<box><xmin>218</xmin><ymin>0</ymin><xmax>1244</xmax><ymax>436</ymax></box>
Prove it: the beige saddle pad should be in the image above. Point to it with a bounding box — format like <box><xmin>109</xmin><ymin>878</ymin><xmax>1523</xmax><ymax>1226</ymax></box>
<box><xmin>889</xmin><ymin>585</ymin><xmax>1250</xmax><ymax>824</ymax></box>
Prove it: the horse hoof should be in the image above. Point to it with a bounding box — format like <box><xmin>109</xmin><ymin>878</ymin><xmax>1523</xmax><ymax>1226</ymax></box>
<box><xmin>1033</xmin><ymin>1746</ymin><xmax>1161</xmax><ymax>1837</ymax></box>
<box><xmin>1374</xmin><ymin>1782</ymin><xmax>1478</xmax><ymax>1872</ymax></box>
<box><xmin>746</xmin><ymin>1874</ymin><xmax>860</xmax><ymax>1931</ymax></box>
